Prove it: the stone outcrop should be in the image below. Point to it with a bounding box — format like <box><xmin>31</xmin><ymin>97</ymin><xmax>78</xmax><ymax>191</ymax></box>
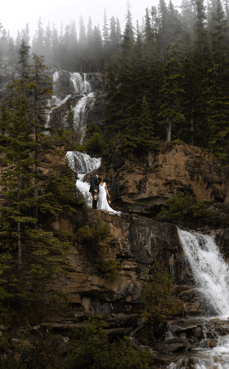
<box><xmin>46</xmin><ymin>210</ymin><xmax>205</xmax><ymax>321</ymax></box>
<box><xmin>95</xmin><ymin>142</ymin><xmax>229</xmax><ymax>219</ymax></box>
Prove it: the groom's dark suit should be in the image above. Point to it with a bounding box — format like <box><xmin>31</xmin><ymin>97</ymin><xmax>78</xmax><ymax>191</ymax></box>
<box><xmin>89</xmin><ymin>175</ymin><xmax>100</xmax><ymax>209</ymax></box>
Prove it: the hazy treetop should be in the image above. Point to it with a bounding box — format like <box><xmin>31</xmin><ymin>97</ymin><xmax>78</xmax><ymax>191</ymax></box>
<box><xmin>1</xmin><ymin>0</ymin><xmax>182</xmax><ymax>39</ymax></box>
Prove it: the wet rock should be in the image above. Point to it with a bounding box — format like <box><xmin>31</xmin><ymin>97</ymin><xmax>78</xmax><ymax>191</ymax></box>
<box><xmin>107</xmin><ymin>314</ymin><xmax>138</xmax><ymax>328</ymax></box>
<box><xmin>200</xmin><ymin>339</ymin><xmax>217</xmax><ymax>348</ymax></box>
<box><xmin>193</xmin><ymin>327</ymin><xmax>203</xmax><ymax>339</ymax></box>
<box><xmin>40</xmin><ymin>323</ymin><xmax>80</xmax><ymax>333</ymax></box>
<box><xmin>155</xmin><ymin>337</ymin><xmax>187</xmax><ymax>352</ymax></box>
<box><xmin>106</xmin><ymin>328</ymin><xmax>125</xmax><ymax>341</ymax></box>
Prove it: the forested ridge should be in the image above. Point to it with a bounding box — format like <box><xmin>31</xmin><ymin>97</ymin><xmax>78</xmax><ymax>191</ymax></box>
<box><xmin>2</xmin><ymin>0</ymin><xmax>229</xmax><ymax>160</ymax></box>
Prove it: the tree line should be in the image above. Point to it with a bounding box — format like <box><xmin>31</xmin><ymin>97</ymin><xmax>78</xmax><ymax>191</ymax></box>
<box><xmin>1</xmin><ymin>0</ymin><xmax>229</xmax><ymax>159</ymax></box>
<box><xmin>103</xmin><ymin>0</ymin><xmax>229</xmax><ymax>162</ymax></box>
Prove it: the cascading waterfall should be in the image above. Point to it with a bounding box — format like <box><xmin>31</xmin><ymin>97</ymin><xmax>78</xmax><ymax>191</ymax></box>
<box><xmin>46</xmin><ymin>71</ymin><xmax>95</xmax><ymax>136</ymax></box>
<box><xmin>72</xmin><ymin>93</ymin><xmax>95</xmax><ymax>142</ymax></box>
<box><xmin>46</xmin><ymin>71</ymin><xmax>71</xmax><ymax>128</ymax></box>
<box><xmin>178</xmin><ymin>228</ymin><xmax>229</xmax><ymax>316</ymax></box>
<box><xmin>167</xmin><ymin>229</ymin><xmax>229</xmax><ymax>369</ymax></box>
<box><xmin>66</xmin><ymin>151</ymin><xmax>101</xmax><ymax>207</ymax></box>
<box><xmin>46</xmin><ymin>94</ymin><xmax>71</xmax><ymax>128</ymax></box>
<box><xmin>70</xmin><ymin>72</ymin><xmax>91</xmax><ymax>95</ymax></box>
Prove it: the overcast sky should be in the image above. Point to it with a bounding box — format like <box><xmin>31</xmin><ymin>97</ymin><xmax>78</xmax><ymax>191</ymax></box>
<box><xmin>2</xmin><ymin>0</ymin><xmax>182</xmax><ymax>40</ymax></box>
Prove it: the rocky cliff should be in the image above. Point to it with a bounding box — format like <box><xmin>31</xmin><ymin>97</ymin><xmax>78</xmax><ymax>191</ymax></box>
<box><xmin>93</xmin><ymin>142</ymin><xmax>229</xmax><ymax>222</ymax></box>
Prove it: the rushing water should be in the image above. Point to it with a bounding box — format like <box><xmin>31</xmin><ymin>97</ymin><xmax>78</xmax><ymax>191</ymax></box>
<box><xmin>72</xmin><ymin>92</ymin><xmax>95</xmax><ymax>142</ymax></box>
<box><xmin>168</xmin><ymin>229</ymin><xmax>229</xmax><ymax>368</ymax></box>
<box><xmin>46</xmin><ymin>71</ymin><xmax>95</xmax><ymax>136</ymax></box>
<box><xmin>178</xmin><ymin>229</ymin><xmax>229</xmax><ymax>316</ymax></box>
<box><xmin>66</xmin><ymin>151</ymin><xmax>101</xmax><ymax>207</ymax></box>
<box><xmin>70</xmin><ymin>72</ymin><xmax>91</xmax><ymax>95</ymax></box>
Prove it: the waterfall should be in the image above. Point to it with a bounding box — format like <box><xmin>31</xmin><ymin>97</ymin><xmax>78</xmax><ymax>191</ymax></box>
<box><xmin>178</xmin><ymin>229</ymin><xmax>229</xmax><ymax>316</ymax></box>
<box><xmin>46</xmin><ymin>94</ymin><xmax>71</xmax><ymax>128</ymax></box>
<box><xmin>46</xmin><ymin>71</ymin><xmax>94</xmax><ymax>138</ymax></box>
<box><xmin>167</xmin><ymin>229</ymin><xmax>229</xmax><ymax>369</ymax></box>
<box><xmin>66</xmin><ymin>151</ymin><xmax>101</xmax><ymax>207</ymax></box>
<box><xmin>72</xmin><ymin>92</ymin><xmax>95</xmax><ymax>143</ymax></box>
<box><xmin>70</xmin><ymin>72</ymin><xmax>91</xmax><ymax>95</ymax></box>
<box><xmin>66</xmin><ymin>151</ymin><xmax>101</xmax><ymax>174</ymax></box>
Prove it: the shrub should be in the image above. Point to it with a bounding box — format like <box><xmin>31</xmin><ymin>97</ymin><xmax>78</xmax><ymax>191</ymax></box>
<box><xmin>140</xmin><ymin>262</ymin><xmax>182</xmax><ymax>326</ymax></box>
<box><xmin>76</xmin><ymin>219</ymin><xmax>112</xmax><ymax>255</ymax></box>
<box><xmin>157</xmin><ymin>191</ymin><xmax>211</xmax><ymax>223</ymax></box>
<box><xmin>84</xmin><ymin>123</ymin><xmax>106</xmax><ymax>155</ymax></box>
<box><xmin>0</xmin><ymin>313</ymin><xmax>57</xmax><ymax>369</ymax></box>
<box><xmin>66</xmin><ymin>319</ymin><xmax>152</xmax><ymax>369</ymax></box>
<box><xmin>97</xmin><ymin>260</ymin><xmax>123</xmax><ymax>280</ymax></box>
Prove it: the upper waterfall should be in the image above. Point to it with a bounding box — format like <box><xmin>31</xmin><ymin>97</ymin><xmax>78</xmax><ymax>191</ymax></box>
<box><xmin>70</xmin><ymin>72</ymin><xmax>91</xmax><ymax>95</ymax></box>
<box><xmin>45</xmin><ymin>70</ymin><xmax>97</xmax><ymax>139</ymax></box>
<box><xmin>178</xmin><ymin>228</ymin><xmax>229</xmax><ymax>316</ymax></box>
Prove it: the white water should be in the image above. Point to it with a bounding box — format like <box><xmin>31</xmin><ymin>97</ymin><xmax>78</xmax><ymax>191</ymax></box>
<box><xmin>168</xmin><ymin>230</ymin><xmax>229</xmax><ymax>368</ymax></box>
<box><xmin>70</xmin><ymin>72</ymin><xmax>91</xmax><ymax>95</ymax></box>
<box><xmin>46</xmin><ymin>71</ymin><xmax>94</xmax><ymax>136</ymax></box>
<box><xmin>46</xmin><ymin>94</ymin><xmax>71</xmax><ymax>128</ymax></box>
<box><xmin>178</xmin><ymin>229</ymin><xmax>229</xmax><ymax>316</ymax></box>
<box><xmin>72</xmin><ymin>92</ymin><xmax>95</xmax><ymax>142</ymax></box>
<box><xmin>66</xmin><ymin>151</ymin><xmax>101</xmax><ymax>207</ymax></box>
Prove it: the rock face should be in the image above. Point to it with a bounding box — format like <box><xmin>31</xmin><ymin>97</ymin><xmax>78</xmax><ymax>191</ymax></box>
<box><xmin>97</xmin><ymin>142</ymin><xmax>229</xmax><ymax>217</ymax></box>
<box><xmin>47</xmin><ymin>210</ymin><xmax>204</xmax><ymax>319</ymax></box>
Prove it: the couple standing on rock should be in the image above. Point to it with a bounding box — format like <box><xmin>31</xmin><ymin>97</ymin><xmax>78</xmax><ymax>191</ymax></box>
<box><xmin>89</xmin><ymin>175</ymin><xmax>121</xmax><ymax>216</ymax></box>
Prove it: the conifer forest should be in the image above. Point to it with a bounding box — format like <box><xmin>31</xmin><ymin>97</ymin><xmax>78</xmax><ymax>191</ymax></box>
<box><xmin>1</xmin><ymin>0</ymin><xmax>229</xmax><ymax>368</ymax></box>
<box><xmin>1</xmin><ymin>0</ymin><xmax>229</xmax><ymax>159</ymax></box>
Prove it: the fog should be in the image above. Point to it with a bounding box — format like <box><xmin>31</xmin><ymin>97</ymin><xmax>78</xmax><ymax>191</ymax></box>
<box><xmin>2</xmin><ymin>0</ymin><xmax>182</xmax><ymax>39</ymax></box>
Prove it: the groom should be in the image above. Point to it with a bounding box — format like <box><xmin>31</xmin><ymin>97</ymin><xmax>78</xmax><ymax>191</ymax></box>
<box><xmin>89</xmin><ymin>174</ymin><xmax>100</xmax><ymax>209</ymax></box>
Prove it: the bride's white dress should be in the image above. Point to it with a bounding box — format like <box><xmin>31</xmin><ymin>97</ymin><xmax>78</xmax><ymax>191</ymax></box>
<box><xmin>97</xmin><ymin>183</ymin><xmax>121</xmax><ymax>216</ymax></box>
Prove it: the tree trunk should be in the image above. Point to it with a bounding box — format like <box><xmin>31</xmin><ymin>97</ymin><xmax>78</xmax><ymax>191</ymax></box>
<box><xmin>190</xmin><ymin>108</ymin><xmax>194</xmax><ymax>146</ymax></box>
<box><xmin>17</xmin><ymin>190</ymin><xmax>22</xmax><ymax>284</ymax></box>
<box><xmin>166</xmin><ymin>114</ymin><xmax>172</xmax><ymax>142</ymax></box>
<box><xmin>34</xmin><ymin>88</ymin><xmax>39</xmax><ymax>228</ymax></box>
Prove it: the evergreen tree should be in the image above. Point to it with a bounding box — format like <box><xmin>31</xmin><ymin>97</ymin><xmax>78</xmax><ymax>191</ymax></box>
<box><xmin>206</xmin><ymin>0</ymin><xmax>229</xmax><ymax>160</ymax></box>
<box><xmin>158</xmin><ymin>47</ymin><xmax>185</xmax><ymax>142</ymax></box>
<box><xmin>17</xmin><ymin>39</ymin><xmax>30</xmax><ymax>84</ymax></box>
<box><xmin>125</xmin><ymin>0</ymin><xmax>135</xmax><ymax>40</ymax></box>
<box><xmin>138</xmin><ymin>96</ymin><xmax>155</xmax><ymax>148</ymax></box>
<box><xmin>27</xmin><ymin>54</ymin><xmax>53</xmax><ymax>223</ymax></box>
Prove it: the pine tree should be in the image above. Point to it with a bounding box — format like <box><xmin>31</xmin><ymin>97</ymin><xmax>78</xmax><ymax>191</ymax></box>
<box><xmin>206</xmin><ymin>0</ymin><xmax>229</xmax><ymax>160</ymax></box>
<box><xmin>0</xmin><ymin>58</ymin><xmax>83</xmax><ymax>306</ymax></box>
<box><xmin>27</xmin><ymin>54</ymin><xmax>53</xmax><ymax>224</ymax></box>
<box><xmin>138</xmin><ymin>96</ymin><xmax>155</xmax><ymax>148</ymax></box>
<box><xmin>17</xmin><ymin>39</ymin><xmax>31</xmax><ymax>85</ymax></box>
<box><xmin>125</xmin><ymin>0</ymin><xmax>135</xmax><ymax>40</ymax></box>
<box><xmin>158</xmin><ymin>47</ymin><xmax>185</xmax><ymax>142</ymax></box>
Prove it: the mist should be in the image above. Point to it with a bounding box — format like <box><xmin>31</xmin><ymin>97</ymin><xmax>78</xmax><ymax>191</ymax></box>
<box><xmin>2</xmin><ymin>0</ymin><xmax>182</xmax><ymax>40</ymax></box>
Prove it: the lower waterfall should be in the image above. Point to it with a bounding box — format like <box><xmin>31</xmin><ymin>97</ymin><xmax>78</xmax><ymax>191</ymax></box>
<box><xmin>66</xmin><ymin>151</ymin><xmax>101</xmax><ymax>207</ymax></box>
<box><xmin>168</xmin><ymin>229</ymin><xmax>229</xmax><ymax>369</ymax></box>
<box><xmin>178</xmin><ymin>229</ymin><xmax>229</xmax><ymax>316</ymax></box>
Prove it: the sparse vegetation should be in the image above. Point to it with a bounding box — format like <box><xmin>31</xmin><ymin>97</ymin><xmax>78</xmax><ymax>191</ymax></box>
<box><xmin>66</xmin><ymin>319</ymin><xmax>152</xmax><ymax>369</ymax></box>
<box><xmin>140</xmin><ymin>262</ymin><xmax>183</xmax><ymax>327</ymax></box>
<box><xmin>157</xmin><ymin>192</ymin><xmax>212</xmax><ymax>223</ymax></box>
<box><xmin>97</xmin><ymin>260</ymin><xmax>123</xmax><ymax>280</ymax></box>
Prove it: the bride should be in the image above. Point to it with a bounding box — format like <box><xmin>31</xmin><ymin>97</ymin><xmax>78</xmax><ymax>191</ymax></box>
<box><xmin>97</xmin><ymin>177</ymin><xmax>121</xmax><ymax>216</ymax></box>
